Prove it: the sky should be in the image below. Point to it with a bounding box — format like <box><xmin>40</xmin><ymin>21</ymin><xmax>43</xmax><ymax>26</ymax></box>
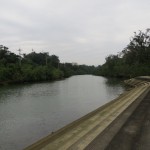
<box><xmin>0</xmin><ymin>0</ymin><xmax>150</xmax><ymax>66</ymax></box>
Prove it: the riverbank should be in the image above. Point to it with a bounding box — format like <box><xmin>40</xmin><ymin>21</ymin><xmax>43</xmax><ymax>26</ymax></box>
<box><xmin>104</xmin><ymin>88</ymin><xmax>150</xmax><ymax>150</ymax></box>
<box><xmin>25</xmin><ymin>77</ymin><xmax>150</xmax><ymax>150</ymax></box>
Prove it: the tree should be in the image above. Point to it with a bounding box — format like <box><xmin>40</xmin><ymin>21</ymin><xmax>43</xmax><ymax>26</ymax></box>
<box><xmin>0</xmin><ymin>45</ymin><xmax>19</xmax><ymax>65</ymax></box>
<box><xmin>122</xmin><ymin>29</ymin><xmax>150</xmax><ymax>64</ymax></box>
<box><xmin>48</xmin><ymin>55</ymin><xmax>60</xmax><ymax>68</ymax></box>
<box><xmin>95</xmin><ymin>29</ymin><xmax>150</xmax><ymax>78</ymax></box>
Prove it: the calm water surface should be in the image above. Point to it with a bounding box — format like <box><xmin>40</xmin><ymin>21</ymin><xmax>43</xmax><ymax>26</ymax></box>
<box><xmin>0</xmin><ymin>75</ymin><xmax>125</xmax><ymax>150</ymax></box>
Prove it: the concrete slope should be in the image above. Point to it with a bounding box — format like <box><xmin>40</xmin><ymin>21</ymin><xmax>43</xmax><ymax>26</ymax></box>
<box><xmin>104</xmin><ymin>91</ymin><xmax>150</xmax><ymax>150</ymax></box>
<box><xmin>25</xmin><ymin>78</ymin><xmax>150</xmax><ymax>150</ymax></box>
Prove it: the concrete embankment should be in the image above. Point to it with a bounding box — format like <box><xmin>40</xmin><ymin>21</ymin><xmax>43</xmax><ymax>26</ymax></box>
<box><xmin>25</xmin><ymin>77</ymin><xmax>150</xmax><ymax>150</ymax></box>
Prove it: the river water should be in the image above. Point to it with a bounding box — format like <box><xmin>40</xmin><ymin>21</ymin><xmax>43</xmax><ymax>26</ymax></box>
<box><xmin>0</xmin><ymin>75</ymin><xmax>125</xmax><ymax>150</ymax></box>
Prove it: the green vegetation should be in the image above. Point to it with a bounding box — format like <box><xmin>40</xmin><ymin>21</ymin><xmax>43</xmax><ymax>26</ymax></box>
<box><xmin>95</xmin><ymin>29</ymin><xmax>150</xmax><ymax>78</ymax></box>
<box><xmin>1</xmin><ymin>29</ymin><xmax>149</xmax><ymax>84</ymax></box>
<box><xmin>0</xmin><ymin>46</ymin><xmax>95</xmax><ymax>84</ymax></box>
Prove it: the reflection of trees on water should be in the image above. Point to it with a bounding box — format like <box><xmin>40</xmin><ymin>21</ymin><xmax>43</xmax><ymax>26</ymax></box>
<box><xmin>105</xmin><ymin>77</ymin><xmax>125</xmax><ymax>87</ymax></box>
<box><xmin>103</xmin><ymin>77</ymin><xmax>126</xmax><ymax>101</ymax></box>
<box><xmin>0</xmin><ymin>84</ymin><xmax>32</xmax><ymax>103</ymax></box>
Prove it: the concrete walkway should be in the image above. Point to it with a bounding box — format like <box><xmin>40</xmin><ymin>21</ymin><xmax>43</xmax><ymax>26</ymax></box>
<box><xmin>105</xmin><ymin>91</ymin><xmax>150</xmax><ymax>150</ymax></box>
<box><xmin>25</xmin><ymin>77</ymin><xmax>150</xmax><ymax>150</ymax></box>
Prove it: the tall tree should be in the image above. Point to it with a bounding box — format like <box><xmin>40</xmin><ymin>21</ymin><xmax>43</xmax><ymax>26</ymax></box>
<box><xmin>122</xmin><ymin>29</ymin><xmax>150</xmax><ymax>64</ymax></box>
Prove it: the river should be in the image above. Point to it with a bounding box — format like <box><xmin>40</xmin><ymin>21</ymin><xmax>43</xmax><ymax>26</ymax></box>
<box><xmin>0</xmin><ymin>75</ymin><xmax>125</xmax><ymax>150</ymax></box>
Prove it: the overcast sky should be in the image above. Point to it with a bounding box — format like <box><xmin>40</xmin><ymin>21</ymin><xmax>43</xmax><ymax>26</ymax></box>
<box><xmin>0</xmin><ymin>0</ymin><xmax>150</xmax><ymax>66</ymax></box>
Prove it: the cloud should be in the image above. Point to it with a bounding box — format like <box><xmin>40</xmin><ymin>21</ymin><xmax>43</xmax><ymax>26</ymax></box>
<box><xmin>0</xmin><ymin>0</ymin><xmax>150</xmax><ymax>65</ymax></box>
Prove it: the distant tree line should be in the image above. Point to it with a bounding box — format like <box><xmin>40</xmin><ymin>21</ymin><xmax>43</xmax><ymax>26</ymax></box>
<box><xmin>0</xmin><ymin>46</ymin><xmax>96</xmax><ymax>84</ymax></box>
<box><xmin>95</xmin><ymin>29</ymin><xmax>150</xmax><ymax>78</ymax></box>
<box><xmin>1</xmin><ymin>29</ymin><xmax>149</xmax><ymax>84</ymax></box>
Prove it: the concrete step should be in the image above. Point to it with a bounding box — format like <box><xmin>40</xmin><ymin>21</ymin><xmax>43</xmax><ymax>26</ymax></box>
<box><xmin>66</xmin><ymin>86</ymin><xmax>149</xmax><ymax>150</ymax></box>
